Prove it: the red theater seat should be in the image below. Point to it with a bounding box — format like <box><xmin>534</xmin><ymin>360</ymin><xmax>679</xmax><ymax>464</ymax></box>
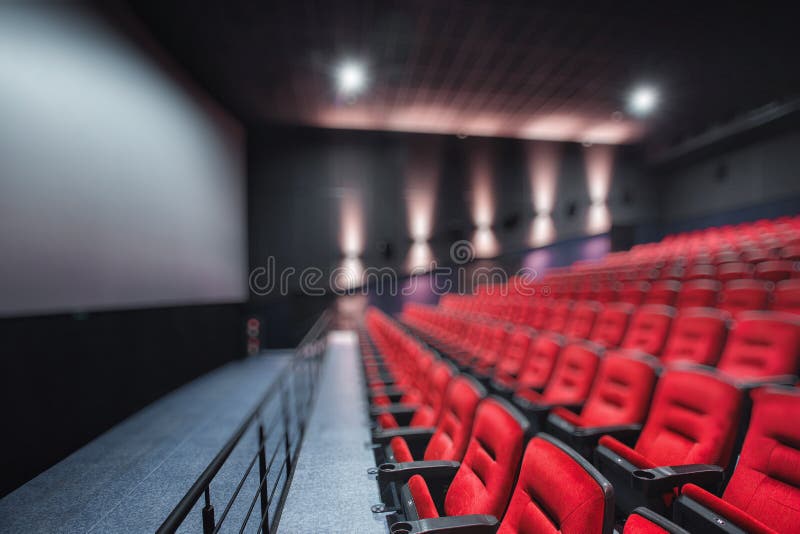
<box><xmin>497</xmin><ymin>434</ymin><xmax>614</xmax><ymax>534</ymax></box>
<box><xmin>626</xmin><ymin>387</ymin><xmax>800</xmax><ymax>534</ymax></box>
<box><xmin>546</xmin><ymin>351</ymin><xmax>658</xmax><ymax>459</ymax></box>
<box><xmin>619</xmin><ymin>282</ymin><xmax>650</xmax><ymax>306</ymax></box>
<box><xmin>620</xmin><ymin>305</ymin><xmax>675</xmax><ymax>356</ymax></box>
<box><xmin>644</xmin><ymin>281</ymin><xmax>681</xmax><ymax>306</ymax></box>
<box><xmin>715</xmin><ymin>311</ymin><xmax>800</xmax><ymax>381</ymax></box>
<box><xmin>660</xmin><ymin>308</ymin><xmax>730</xmax><ymax>366</ymax></box>
<box><xmin>682</xmin><ymin>264</ymin><xmax>716</xmax><ymax>281</ymax></box>
<box><xmin>513</xmin><ymin>340</ymin><xmax>602</xmax><ymax>432</ymax></box>
<box><xmin>491</xmin><ymin>326</ymin><xmax>535</xmax><ymax>389</ymax></box>
<box><xmin>675</xmin><ymin>279</ymin><xmax>720</xmax><ymax>308</ymax></box>
<box><xmin>590</xmin><ymin>303</ymin><xmax>634</xmax><ymax>348</ymax></box>
<box><xmin>716</xmin><ymin>262</ymin><xmax>754</xmax><ymax>282</ymax></box>
<box><xmin>772</xmin><ymin>279</ymin><xmax>800</xmax><ymax>314</ymax></box>
<box><xmin>502</xmin><ymin>333</ymin><xmax>564</xmax><ymax>394</ymax></box>
<box><xmin>378</xmin><ymin>375</ymin><xmax>484</xmax><ymax>464</ymax></box>
<box><xmin>718</xmin><ymin>279</ymin><xmax>771</xmax><ymax>318</ymax></box>
<box><xmin>563</xmin><ymin>301</ymin><xmax>602</xmax><ymax>339</ymax></box>
<box><xmin>755</xmin><ymin>259</ymin><xmax>795</xmax><ymax>282</ymax></box>
<box><xmin>595</xmin><ymin>368</ymin><xmax>742</xmax><ymax>516</ymax></box>
<box><xmin>393</xmin><ymin>397</ymin><xmax>527</xmax><ymax>525</ymax></box>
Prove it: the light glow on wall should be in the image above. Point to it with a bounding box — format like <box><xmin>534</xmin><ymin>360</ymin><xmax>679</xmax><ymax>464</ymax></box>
<box><xmin>526</xmin><ymin>141</ymin><xmax>562</xmax><ymax>247</ymax></box>
<box><xmin>339</xmin><ymin>188</ymin><xmax>364</xmax><ymax>257</ymax></box>
<box><xmin>335</xmin><ymin>256</ymin><xmax>364</xmax><ymax>291</ymax></box>
<box><xmin>469</xmin><ymin>142</ymin><xmax>500</xmax><ymax>258</ymax></box>
<box><xmin>404</xmin><ymin>140</ymin><xmax>440</xmax><ymax>271</ymax></box>
<box><xmin>583</xmin><ymin>144</ymin><xmax>615</xmax><ymax>235</ymax></box>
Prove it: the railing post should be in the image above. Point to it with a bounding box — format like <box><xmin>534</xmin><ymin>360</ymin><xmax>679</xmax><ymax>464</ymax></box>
<box><xmin>257</xmin><ymin>422</ymin><xmax>269</xmax><ymax>529</ymax></box>
<box><xmin>281</xmin><ymin>385</ymin><xmax>292</xmax><ymax>476</ymax></box>
<box><xmin>202</xmin><ymin>487</ymin><xmax>215</xmax><ymax>534</ymax></box>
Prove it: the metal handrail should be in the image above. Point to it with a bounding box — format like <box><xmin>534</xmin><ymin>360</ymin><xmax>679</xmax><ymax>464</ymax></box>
<box><xmin>156</xmin><ymin>310</ymin><xmax>331</xmax><ymax>534</ymax></box>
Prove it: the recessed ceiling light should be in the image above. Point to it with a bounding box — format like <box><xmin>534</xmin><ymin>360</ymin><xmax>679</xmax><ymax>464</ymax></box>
<box><xmin>336</xmin><ymin>60</ymin><xmax>367</xmax><ymax>96</ymax></box>
<box><xmin>628</xmin><ymin>85</ymin><xmax>658</xmax><ymax>116</ymax></box>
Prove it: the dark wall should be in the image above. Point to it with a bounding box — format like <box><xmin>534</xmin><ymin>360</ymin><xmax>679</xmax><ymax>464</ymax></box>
<box><xmin>0</xmin><ymin>303</ymin><xmax>243</xmax><ymax>497</ymax></box>
<box><xmin>248</xmin><ymin>126</ymin><xmax>655</xmax><ymax>346</ymax></box>
<box><xmin>656</xmin><ymin>128</ymin><xmax>800</xmax><ymax>224</ymax></box>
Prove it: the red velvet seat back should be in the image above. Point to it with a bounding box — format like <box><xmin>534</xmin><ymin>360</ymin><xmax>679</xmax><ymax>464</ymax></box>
<box><xmin>545</xmin><ymin>300</ymin><xmax>573</xmax><ymax>333</ymax></box>
<box><xmin>498</xmin><ymin>435</ymin><xmax>612</xmax><ymax>534</ymax></box>
<box><xmin>721</xmin><ymin>387</ymin><xmax>800</xmax><ymax>533</ymax></box>
<box><xmin>660</xmin><ymin>308</ymin><xmax>729</xmax><ymax>366</ymax></box>
<box><xmin>515</xmin><ymin>333</ymin><xmax>564</xmax><ymax>390</ymax></box>
<box><xmin>621</xmin><ymin>305</ymin><xmax>675</xmax><ymax>356</ymax></box>
<box><xmin>563</xmin><ymin>301</ymin><xmax>601</xmax><ymax>339</ymax></box>
<box><xmin>717</xmin><ymin>262</ymin><xmax>754</xmax><ymax>282</ymax></box>
<box><xmin>719</xmin><ymin>279</ymin><xmax>771</xmax><ymax>318</ymax></box>
<box><xmin>772</xmin><ymin>279</ymin><xmax>800</xmax><ymax>315</ymax></box>
<box><xmin>634</xmin><ymin>369</ymin><xmax>742</xmax><ymax>468</ymax></box>
<box><xmin>590</xmin><ymin>303</ymin><xmax>633</xmax><ymax>348</ymax></box>
<box><xmin>443</xmin><ymin>398</ymin><xmax>527</xmax><ymax>518</ymax></box>
<box><xmin>618</xmin><ymin>282</ymin><xmax>650</xmax><ymax>306</ymax></box>
<box><xmin>423</xmin><ymin>376</ymin><xmax>485</xmax><ymax>461</ymax></box>
<box><xmin>419</xmin><ymin>361</ymin><xmax>455</xmax><ymax>423</ymax></box>
<box><xmin>494</xmin><ymin>327</ymin><xmax>535</xmax><ymax>381</ymax></box>
<box><xmin>644</xmin><ymin>281</ymin><xmax>681</xmax><ymax>306</ymax></box>
<box><xmin>676</xmin><ymin>279</ymin><xmax>720</xmax><ymax>308</ymax></box>
<box><xmin>578</xmin><ymin>351</ymin><xmax>657</xmax><ymax>427</ymax></box>
<box><xmin>755</xmin><ymin>260</ymin><xmax>795</xmax><ymax>283</ymax></box>
<box><xmin>716</xmin><ymin>311</ymin><xmax>800</xmax><ymax>379</ymax></box>
<box><xmin>541</xmin><ymin>341</ymin><xmax>602</xmax><ymax>405</ymax></box>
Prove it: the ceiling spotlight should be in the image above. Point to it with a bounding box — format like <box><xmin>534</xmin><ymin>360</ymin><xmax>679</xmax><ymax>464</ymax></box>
<box><xmin>628</xmin><ymin>86</ymin><xmax>658</xmax><ymax>116</ymax></box>
<box><xmin>336</xmin><ymin>60</ymin><xmax>367</xmax><ymax>96</ymax></box>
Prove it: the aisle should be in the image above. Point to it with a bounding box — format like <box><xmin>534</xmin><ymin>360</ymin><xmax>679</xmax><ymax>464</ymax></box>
<box><xmin>278</xmin><ymin>331</ymin><xmax>386</xmax><ymax>533</ymax></box>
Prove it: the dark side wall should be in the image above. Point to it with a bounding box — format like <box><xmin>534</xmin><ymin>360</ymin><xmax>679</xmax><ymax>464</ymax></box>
<box><xmin>247</xmin><ymin>126</ymin><xmax>657</xmax><ymax>346</ymax></box>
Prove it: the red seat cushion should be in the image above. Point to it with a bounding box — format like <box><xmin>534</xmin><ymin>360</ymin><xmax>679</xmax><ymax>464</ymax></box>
<box><xmin>682</xmin><ymin>484</ymin><xmax>777</xmax><ymax>534</ymax></box>
<box><xmin>498</xmin><ymin>436</ymin><xmax>610</xmax><ymax>534</ymax></box>
<box><xmin>622</xmin><ymin>512</ymin><xmax>672</xmax><ymax>533</ymax></box>
<box><xmin>408</xmin><ymin>474</ymin><xmax>440</xmax><ymax>519</ymax></box>
<box><xmin>716</xmin><ymin>311</ymin><xmax>800</xmax><ymax>379</ymax></box>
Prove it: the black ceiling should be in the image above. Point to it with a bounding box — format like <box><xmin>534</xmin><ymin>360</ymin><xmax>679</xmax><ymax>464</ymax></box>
<box><xmin>125</xmin><ymin>0</ymin><xmax>800</xmax><ymax>147</ymax></box>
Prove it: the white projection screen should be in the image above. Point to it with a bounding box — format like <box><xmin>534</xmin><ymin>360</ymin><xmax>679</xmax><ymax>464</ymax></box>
<box><xmin>0</xmin><ymin>4</ymin><xmax>247</xmax><ymax>317</ymax></box>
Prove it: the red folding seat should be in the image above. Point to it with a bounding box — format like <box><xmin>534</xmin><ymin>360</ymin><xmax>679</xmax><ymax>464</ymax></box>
<box><xmin>618</xmin><ymin>281</ymin><xmax>650</xmax><ymax>306</ymax></box>
<box><xmin>490</xmin><ymin>326</ymin><xmax>535</xmax><ymax>389</ymax></box>
<box><xmin>563</xmin><ymin>301</ymin><xmax>602</xmax><ymax>339</ymax></box>
<box><xmin>658</xmin><ymin>264</ymin><xmax>684</xmax><ymax>281</ymax></box>
<box><xmin>755</xmin><ymin>259</ymin><xmax>795</xmax><ymax>282</ymax></box>
<box><xmin>644</xmin><ymin>280</ymin><xmax>681</xmax><ymax>306</ymax></box>
<box><xmin>590</xmin><ymin>303</ymin><xmax>634</xmax><ymax>349</ymax></box>
<box><xmin>373</xmin><ymin>375</ymin><xmax>485</xmax><ymax>465</ymax></box>
<box><xmin>781</xmin><ymin>242</ymin><xmax>800</xmax><ymax>261</ymax></box>
<box><xmin>376</xmin><ymin>359</ymin><xmax>456</xmax><ymax>428</ymax></box>
<box><xmin>718</xmin><ymin>279</ymin><xmax>771</xmax><ymax>318</ymax></box>
<box><xmin>682</xmin><ymin>263</ymin><xmax>716</xmax><ymax>281</ymax></box>
<box><xmin>620</xmin><ymin>305</ymin><xmax>675</xmax><ymax>356</ymax></box>
<box><xmin>496</xmin><ymin>434</ymin><xmax>614</xmax><ymax>534</ymax></box>
<box><xmin>715</xmin><ymin>311</ymin><xmax>800</xmax><ymax>381</ymax></box>
<box><xmin>513</xmin><ymin>340</ymin><xmax>602</xmax><ymax>431</ymax></box>
<box><xmin>545</xmin><ymin>299</ymin><xmax>573</xmax><ymax>333</ymax></box>
<box><xmin>624</xmin><ymin>387</ymin><xmax>800</xmax><ymax>534</ymax></box>
<box><xmin>546</xmin><ymin>351</ymin><xmax>659</xmax><ymax>459</ymax></box>
<box><xmin>596</xmin><ymin>281</ymin><xmax>620</xmax><ymax>303</ymax></box>
<box><xmin>660</xmin><ymin>308</ymin><xmax>730</xmax><ymax>366</ymax></box>
<box><xmin>713</xmin><ymin>250</ymin><xmax>742</xmax><ymax>265</ymax></box>
<box><xmin>716</xmin><ymin>261</ymin><xmax>754</xmax><ymax>282</ymax></box>
<box><xmin>675</xmin><ymin>279</ymin><xmax>720</xmax><ymax>308</ymax></box>
<box><xmin>623</xmin><ymin>507</ymin><xmax>688</xmax><ymax>534</ymax></box>
<box><xmin>595</xmin><ymin>368</ymin><xmax>742</xmax><ymax>516</ymax></box>
<box><xmin>772</xmin><ymin>279</ymin><xmax>800</xmax><ymax>315</ymax></box>
<box><xmin>498</xmin><ymin>333</ymin><xmax>564</xmax><ymax>394</ymax></box>
<box><xmin>387</xmin><ymin>397</ymin><xmax>528</xmax><ymax>526</ymax></box>
<box><xmin>528</xmin><ymin>301</ymin><xmax>552</xmax><ymax>330</ymax></box>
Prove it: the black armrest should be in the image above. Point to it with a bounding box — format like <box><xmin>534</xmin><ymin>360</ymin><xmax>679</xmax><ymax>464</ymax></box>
<box><xmin>372</xmin><ymin>426</ymin><xmax>435</xmax><ymax>446</ymax></box>
<box><xmin>369</xmin><ymin>385</ymin><xmax>407</xmax><ymax>401</ymax></box>
<box><xmin>631</xmin><ymin>464</ymin><xmax>725</xmax><ymax>496</ymax></box>
<box><xmin>489</xmin><ymin>380</ymin><xmax>514</xmax><ymax>399</ymax></box>
<box><xmin>371</xmin><ymin>404</ymin><xmax>420</xmax><ymax>427</ymax></box>
<box><xmin>513</xmin><ymin>396</ymin><xmax>584</xmax><ymax>434</ymax></box>
<box><xmin>734</xmin><ymin>375</ymin><xmax>798</xmax><ymax>391</ymax></box>
<box><xmin>390</xmin><ymin>514</ymin><xmax>499</xmax><ymax>534</ymax></box>
<box><xmin>545</xmin><ymin>413</ymin><xmax>641</xmax><ymax>459</ymax></box>
<box><xmin>376</xmin><ymin>460</ymin><xmax>461</xmax><ymax>485</ymax></box>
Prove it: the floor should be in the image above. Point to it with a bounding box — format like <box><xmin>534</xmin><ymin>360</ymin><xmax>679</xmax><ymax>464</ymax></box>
<box><xmin>0</xmin><ymin>352</ymin><xmax>291</xmax><ymax>534</ymax></box>
<box><xmin>277</xmin><ymin>331</ymin><xmax>387</xmax><ymax>534</ymax></box>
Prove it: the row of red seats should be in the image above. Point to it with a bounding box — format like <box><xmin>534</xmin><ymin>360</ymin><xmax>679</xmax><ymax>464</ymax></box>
<box><xmin>360</xmin><ymin>308</ymin><xmax>800</xmax><ymax>534</ymax></box>
<box><xmin>407</xmin><ymin>301</ymin><xmax>800</xmax><ymax>380</ymax></box>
